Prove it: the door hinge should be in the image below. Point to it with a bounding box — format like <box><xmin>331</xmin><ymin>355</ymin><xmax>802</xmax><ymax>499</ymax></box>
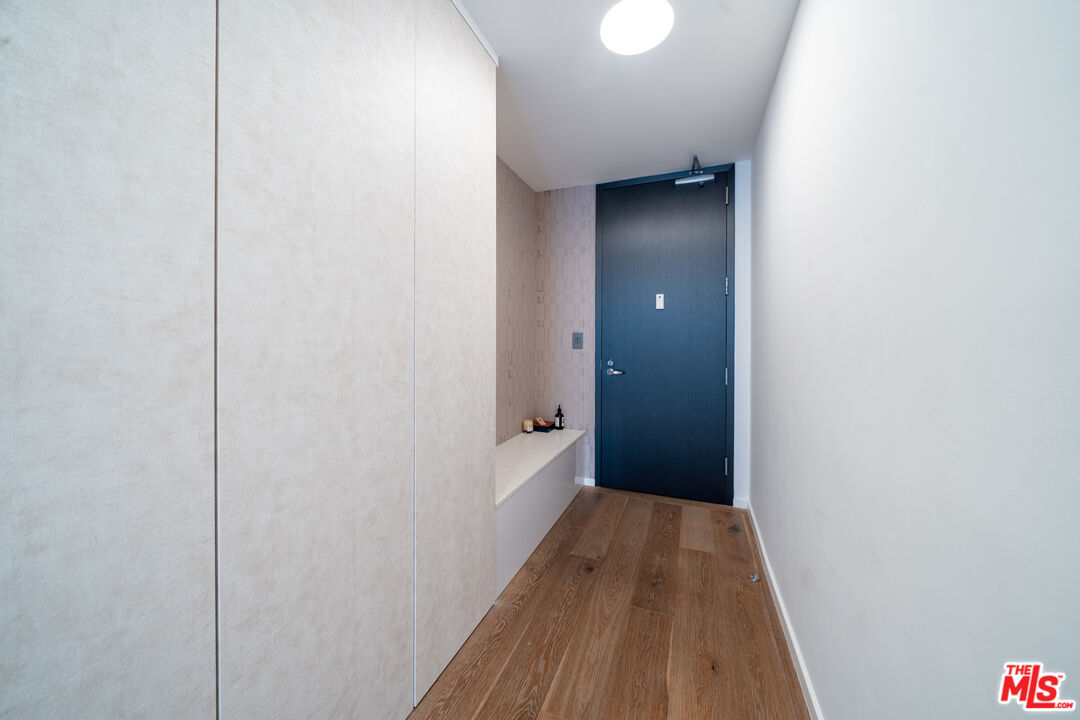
<box><xmin>725</xmin><ymin>276</ymin><xmax>729</xmax><ymax>295</ymax></box>
<box><xmin>725</xmin><ymin>367</ymin><xmax>729</xmax><ymax>386</ymax></box>
<box><xmin>724</xmin><ymin>457</ymin><xmax>729</xmax><ymax>476</ymax></box>
<box><xmin>725</xmin><ymin>185</ymin><xmax>729</xmax><ymax>205</ymax></box>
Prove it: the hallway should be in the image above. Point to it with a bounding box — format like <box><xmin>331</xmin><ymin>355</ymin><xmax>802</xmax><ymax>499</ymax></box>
<box><xmin>6</xmin><ymin>2</ymin><xmax>1077</xmax><ymax>717</ymax></box>
<box><xmin>412</xmin><ymin>487</ymin><xmax>810</xmax><ymax>719</ymax></box>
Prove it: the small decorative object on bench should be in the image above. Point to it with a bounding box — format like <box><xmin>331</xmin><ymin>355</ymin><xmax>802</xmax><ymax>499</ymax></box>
<box><xmin>531</xmin><ymin>417</ymin><xmax>555</xmax><ymax>433</ymax></box>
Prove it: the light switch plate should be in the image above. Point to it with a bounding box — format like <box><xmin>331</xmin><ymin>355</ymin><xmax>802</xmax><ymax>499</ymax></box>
<box><xmin>656</xmin><ymin>293</ymin><xmax>664</xmax><ymax>310</ymax></box>
<box><xmin>572</xmin><ymin>332</ymin><xmax>583</xmax><ymax>349</ymax></box>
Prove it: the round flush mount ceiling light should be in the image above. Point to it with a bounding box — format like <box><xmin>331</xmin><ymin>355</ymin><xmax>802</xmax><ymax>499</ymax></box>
<box><xmin>600</xmin><ymin>0</ymin><xmax>675</xmax><ymax>56</ymax></box>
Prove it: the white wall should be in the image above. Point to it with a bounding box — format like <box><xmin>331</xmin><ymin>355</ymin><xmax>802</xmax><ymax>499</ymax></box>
<box><xmin>734</xmin><ymin>160</ymin><xmax>752</xmax><ymax>508</ymax></box>
<box><xmin>751</xmin><ymin>1</ymin><xmax>1080</xmax><ymax>719</ymax></box>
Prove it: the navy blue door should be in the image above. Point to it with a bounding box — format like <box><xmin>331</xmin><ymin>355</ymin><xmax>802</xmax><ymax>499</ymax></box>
<box><xmin>597</xmin><ymin>172</ymin><xmax>733</xmax><ymax>505</ymax></box>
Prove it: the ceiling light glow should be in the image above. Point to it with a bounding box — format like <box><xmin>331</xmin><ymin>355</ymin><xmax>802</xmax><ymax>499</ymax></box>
<box><xmin>600</xmin><ymin>0</ymin><xmax>675</xmax><ymax>56</ymax></box>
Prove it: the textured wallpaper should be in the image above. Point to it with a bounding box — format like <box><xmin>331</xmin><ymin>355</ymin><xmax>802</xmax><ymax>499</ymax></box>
<box><xmin>6</xmin><ymin>1</ymin><xmax>495</xmax><ymax>716</ymax></box>
<box><xmin>414</xmin><ymin>0</ymin><xmax>497</xmax><ymax>700</ymax></box>
<box><xmin>536</xmin><ymin>186</ymin><xmax>597</xmax><ymax>480</ymax></box>
<box><xmin>216</xmin><ymin>1</ymin><xmax>416</xmax><ymax>717</ymax></box>
<box><xmin>1</xmin><ymin>3</ymin><xmax>217</xmax><ymax>717</ymax></box>
<box><xmin>496</xmin><ymin>163</ymin><xmax>597</xmax><ymax>479</ymax></box>
<box><xmin>496</xmin><ymin>159</ymin><xmax>539</xmax><ymax>444</ymax></box>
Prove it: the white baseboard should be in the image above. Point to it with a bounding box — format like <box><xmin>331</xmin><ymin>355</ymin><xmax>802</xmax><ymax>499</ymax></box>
<box><xmin>746</xmin><ymin>501</ymin><xmax>825</xmax><ymax>720</ymax></box>
<box><xmin>733</xmin><ymin>496</ymin><xmax>749</xmax><ymax>509</ymax></box>
<box><xmin>574</xmin><ymin>476</ymin><xmax>595</xmax><ymax>487</ymax></box>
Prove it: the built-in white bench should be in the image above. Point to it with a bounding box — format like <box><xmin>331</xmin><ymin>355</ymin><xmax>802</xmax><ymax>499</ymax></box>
<box><xmin>495</xmin><ymin>429</ymin><xmax>584</xmax><ymax>593</ymax></box>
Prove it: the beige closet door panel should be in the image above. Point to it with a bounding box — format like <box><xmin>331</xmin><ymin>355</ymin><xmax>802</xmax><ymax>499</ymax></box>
<box><xmin>0</xmin><ymin>2</ymin><xmax>217</xmax><ymax>717</ymax></box>
<box><xmin>414</xmin><ymin>0</ymin><xmax>498</xmax><ymax>699</ymax></box>
<box><xmin>216</xmin><ymin>1</ymin><xmax>416</xmax><ymax>718</ymax></box>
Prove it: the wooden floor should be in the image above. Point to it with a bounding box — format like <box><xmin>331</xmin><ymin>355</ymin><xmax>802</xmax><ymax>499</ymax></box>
<box><xmin>410</xmin><ymin>486</ymin><xmax>811</xmax><ymax>720</ymax></box>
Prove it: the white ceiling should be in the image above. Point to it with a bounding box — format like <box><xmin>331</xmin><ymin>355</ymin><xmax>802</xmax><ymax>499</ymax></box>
<box><xmin>459</xmin><ymin>0</ymin><xmax>801</xmax><ymax>191</ymax></box>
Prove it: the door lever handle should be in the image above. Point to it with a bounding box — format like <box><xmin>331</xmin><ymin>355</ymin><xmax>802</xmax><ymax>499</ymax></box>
<box><xmin>607</xmin><ymin>368</ymin><xmax>625</xmax><ymax>375</ymax></box>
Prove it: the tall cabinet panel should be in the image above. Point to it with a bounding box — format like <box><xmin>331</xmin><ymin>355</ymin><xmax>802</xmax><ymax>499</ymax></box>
<box><xmin>216</xmin><ymin>1</ymin><xmax>416</xmax><ymax>718</ymax></box>
<box><xmin>414</xmin><ymin>0</ymin><xmax>498</xmax><ymax>699</ymax></box>
<box><xmin>0</xmin><ymin>2</ymin><xmax>217</xmax><ymax>717</ymax></box>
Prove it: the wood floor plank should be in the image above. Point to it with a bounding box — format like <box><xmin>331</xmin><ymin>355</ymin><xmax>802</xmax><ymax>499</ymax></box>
<box><xmin>710</xmin><ymin>503</ymin><xmax>744</xmax><ymax>521</ymax></box>
<box><xmin>410</xmin><ymin>490</ymin><xmax>599</xmax><ymax>720</ymax></box>
<box><xmin>588</xmin><ymin>605</ymin><xmax>673</xmax><ymax>720</ymax></box>
<box><xmin>412</xmin><ymin>487</ymin><xmax>810</xmax><ymax>720</ymax></box>
<box><xmin>630</xmin><ymin>502</ymin><xmax>682</xmax><ymax>616</ymax></box>
<box><xmin>542</xmin><ymin>496</ymin><xmax>653</xmax><ymax>719</ymax></box>
<box><xmin>569</xmin><ymin>492</ymin><xmax>628</xmax><ymax>560</ymax></box>
<box><xmin>740</xmin><ymin>514</ymin><xmax>810</xmax><ymax>716</ymax></box>
<box><xmin>711</xmin><ymin>507</ymin><xmax>762</xmax><ymax>594</ymax></box>
<box><xmin>408</xmin><ymin>566</ymin><xmax>546</xmax><ymax>720</ymax></box>
<box><xmin>520</xmin><ymin>489</ymin><xmax>602</xmax><ymax>575</ymax></box>
<box><xmin>737</xmin><ymin>511</ymin><xmax>783</xmax><ymax>631</ymax></box>
<box><xmin>565</xmin><ymin>486</ymin><xmax>605</xmax><ymax>522</ymax></box>
<box><xmin>721</xmin><ymin>589</ymin><xmax>811</xmax><ymax>720</ymax></box>
<box><xmin>669</xmin><ymin>548</ymin><xmax>738</xmax><ymax>719</ymax></box>
<box><xmin>589</xmin><ymin>485</ymin><xmax>725</xmax><ymax>511</ymax></box>
<box><xmin>679</xmin><ymin>504</ymin><xmax>714</xmax><ymax>553</ymax></box>
<box><xmin>473</xmin><ymin>554</ymin><xmax>599</xmax><ymax>720</ymax></box>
